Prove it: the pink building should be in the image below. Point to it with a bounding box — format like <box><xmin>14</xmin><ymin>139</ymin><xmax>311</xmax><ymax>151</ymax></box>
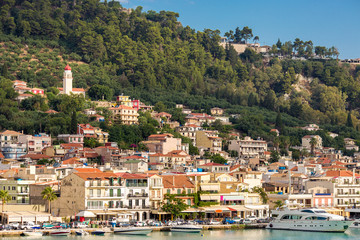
<box><xmin>132</xmin><ymin>99</ymin><xmax>140</xmax><ymax>111</ymax></box>
<box><xmin>312</xmin><ymin>193</ymin><xmax>333</xmax><ymax>207</ymax></box>
<box><xmin>142</xmin><ymin>134</ymin><xmax>182</xmax><ymax>154</ymax></box>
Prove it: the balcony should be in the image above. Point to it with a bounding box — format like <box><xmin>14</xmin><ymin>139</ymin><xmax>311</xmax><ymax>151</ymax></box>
<box><xmin>127</xmin><ymin>205</ymin><xmax>151</xmax><ymax>210</ymax></box>
<box><xmin>87</xmin><ymin>193</ymin><xmax>125</xmax><ymax>199</ymax></box>
<box><xmin>128</xmin><ymin>193</ymin><xmax>149</xmax><ymax>198</ymax></box>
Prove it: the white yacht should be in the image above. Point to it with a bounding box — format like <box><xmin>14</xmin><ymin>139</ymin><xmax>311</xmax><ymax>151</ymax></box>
<box><xmin>171</xmin><ymin>225</ymin><xmax>202</xmax><ymax>233</ymax></box>
<box><xmin>266</xmin><ymin>208</ymin><xmax>353</xmax><ymax>232</ymax></box>
<box><xmin>113</xmin><ymin>227</ymin><xmax>153</xmax><ymax>235</ymax></box>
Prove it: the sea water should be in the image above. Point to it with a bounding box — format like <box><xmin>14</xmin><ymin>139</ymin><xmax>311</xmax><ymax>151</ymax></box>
<box><xmin>2</xmin><ymin>230</ymin><xmax>359</xmax><ymax>240</ymax></box>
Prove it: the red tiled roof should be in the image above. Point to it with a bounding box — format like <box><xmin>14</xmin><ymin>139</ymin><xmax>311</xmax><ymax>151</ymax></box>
<box><xmin>0</xmin><ymin>152</ymin><xmax>4</xmax><ymax>159</ymax></box>
<box><xmin>74</xmin><ymin>168</ymin><xmax>102</xmax><ymax>173</ymax></box>
<box><xmin>200</xmin><ymin>162</ymin><xmax>226</xmax><ymax>167</ymax></box>
<box><xmin>325</xmin><ymin>170</ymin><xmax>360</xmax><ymax>177</ymax></box>
<box><xmin>63</xmin><ymin>157</ymin><xmax>82</xmax><ymax>165</ymax></box>
<box><xmin>20</xmin><ymin>154</ymin><xmax>51</xmax><ymax>160</ymax></box>
<box><xmin>74</xmin><ymin>172</ymin><xmax>117</xmax><ymax>180</ymax></box>
<box><xmin>115</xmin><ymin>173</ymin><xmax>148</xmax><ymax>179</ymax></box>
<box><xmin>161</xmin><ymin>175</ymin><xmax>195</xmax><ymax>189</ymax></box>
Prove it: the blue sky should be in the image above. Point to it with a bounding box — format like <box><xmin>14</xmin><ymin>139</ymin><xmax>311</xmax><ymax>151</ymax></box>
<box><xmin>120</xmin><ymin>0</ymin><xmax>359</xmax><ymax>59</ymax></box>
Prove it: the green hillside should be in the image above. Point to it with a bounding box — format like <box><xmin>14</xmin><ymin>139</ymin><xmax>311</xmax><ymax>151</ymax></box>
<box><xmin>1</xmin><ymin>0</ymin><xmax>360</xmax><ymax>154</ymax></box>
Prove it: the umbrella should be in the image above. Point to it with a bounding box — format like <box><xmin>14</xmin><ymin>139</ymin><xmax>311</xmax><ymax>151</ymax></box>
<box><xmin>76</xmin><ymin>211</ymin><xmax>96</xmax><ymax>218</ymax></box>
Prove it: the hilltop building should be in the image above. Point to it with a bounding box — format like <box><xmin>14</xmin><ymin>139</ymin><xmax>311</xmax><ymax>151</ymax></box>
<box><xmin>58</xmin><ymin>65</ymin><xmax>85</xmax><ymax>96</ymax></box>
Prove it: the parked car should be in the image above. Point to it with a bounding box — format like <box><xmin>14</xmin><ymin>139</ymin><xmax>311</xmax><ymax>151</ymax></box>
<box><xmin>209</xmin><ymin>219</ymin><xmax>221</xmax><ymax>225</ymax></box>
<box><xmin>74</xmin><ymin>222</ymin><xmax>88</xmax><ymax>228</ymax></box>
<box><xmin>233</xmin><ymin>217</ymin><xmax>242</xmax><ymax>224</ymax></box>
<box><xmin>247</xmin><ymin>216</ymin><xmax>257</xmax><ymax>222</ymax></box>
<box><xmin>20</xmin><ymin>221</ymin><xmax>41</xmax><ymax>230</ymax></box>
<box><xmin>9</xmin><ymin>223</ymin><xmax>20</xmax><ymax>230</ymax></box>
<box><xmin>41</xmin><ymin>223</ymin><xmax>54</xmax><ymax>229</ymax></box>
<box><xmin>243</xmin><ymin>219</ymin><xmax>252</xmax><ymax>224</ymax></box>
<box><xmin>222</xmin><ymin>217</ymin><xmax>235</xmax><ymax>224</ymax></box>
<box><xmin>52</xmin><ymin>222</ymin><xmax>68</xmax><ymax>229</ymax></box>
<box><xmin>194</xmin><ymin>219</ymin><xmax>206</xmax><ymax>225</ymax></box>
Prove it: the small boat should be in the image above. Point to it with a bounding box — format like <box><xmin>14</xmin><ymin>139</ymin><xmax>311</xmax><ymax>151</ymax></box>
<box><xmin>50</xmin><ymin>230</ymin><xmax>71</xmax><ymax>236</ymax></box>
<box><xmin>171</xmin><ymin>225</ymin><xmax>202</xmax><ymax>233</ymax></box>
<box><xmin>90</xmin><ymin>230</ymin><xmax>105</xmax><ymax>236</ymax></box>
<box><xmin>23</xmin><ymin>231</ymin><xmax>43</xmax><ymax>237</ymax></box>
<box><xmin>113</xmin><ymin>227</ymin><xmax>153</xmax><ymax>235</ymax></box>
<box><xmin>75</xmin><ymin>229</ymin><xmax>89</xmax><ymax>236</ymax></box>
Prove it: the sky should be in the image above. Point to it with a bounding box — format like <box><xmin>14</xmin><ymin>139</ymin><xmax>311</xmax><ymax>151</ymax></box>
<box><xmin>120</xmin><ymin>0</ymin><xmax>360</xmax><ymax>59</ymax></box>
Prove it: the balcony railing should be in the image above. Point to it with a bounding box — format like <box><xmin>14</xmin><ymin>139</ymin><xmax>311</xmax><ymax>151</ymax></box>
<box><xmin>128</xmin><ymin>193</ymin><xmax>149</xmax><ymax>198</ymax></box>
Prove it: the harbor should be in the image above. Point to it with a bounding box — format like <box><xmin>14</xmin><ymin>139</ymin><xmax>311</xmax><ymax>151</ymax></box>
<box><xmin>0</xmin><ymin>229</ymin><xmax>358</xmax><ymax>240</ymax></box>
<box><xmin>0</xmin><ymin>224</ymin><xmax>268</xmax><ymax>237</ymax></box>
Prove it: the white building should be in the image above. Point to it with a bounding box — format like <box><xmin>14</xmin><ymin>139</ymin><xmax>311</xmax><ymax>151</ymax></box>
<box><xmin>19</xmin><ymin>133</ymin><xmax>51</xmax><ymax>154</ymax></box>
<box><xmin>302</xmin><ymin>135</ymin><xmax>322</xmax><ymax>150</ymax></box>
<box><xmin>228</xmin><ymin>136</ymin><xmax>267</xmax><ymax>158</ymax></box>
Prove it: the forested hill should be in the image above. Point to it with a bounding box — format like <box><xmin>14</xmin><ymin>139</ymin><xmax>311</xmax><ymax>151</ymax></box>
<box><xmin>1</xmin><ymin>0</ymin><xmax>360</xmax><ymax>130</ymax></box>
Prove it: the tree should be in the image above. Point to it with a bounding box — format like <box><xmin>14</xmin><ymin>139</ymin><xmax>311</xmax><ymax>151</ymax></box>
<box><xmin>270</xmin><ymin>150</ymin><xmax>280</xmax><ymax>163</ymax></box>
<box><xmin>70</xmin><ymin>111</ymin><xmax>77</xmax><ymax>134</ymax></box>
<box><xmin>88</xmin><ymin>84</ymin><xmax>113</xmax><ymax>101</ymax></box>
<box><xmin>0</xmin><ymin>190</ymin><xmax>11</xmax><ymax>221</ymax></box>
<box><xmin>274</xmin><ymin>200</ymin><xmax>284</xmax><ymax>209</ymax></box>
<box><xmin>310</xmin><ymin>137</ymin><xmax>317</xmax><ymax>156</ymax></box>
<box><xmin>240</xmin><ymin>26</ymin><xmax>253</xmax><ymax>43</ymax></box>
<box><xmin>276</xmin><ymin>39</ymin><xmax>282</xmax><ymax>49</ymax></box>
<box><xmin>346</xmin><ymin>111</ymin><xmax>354</xmax><ymax>128</ymax></box>
<box><xmin>275</xmin><ymin>112</ymin><xmax>284</xmax><ymax>133</ymax></box>
<box><xmin>253</xmin><ymin>36</ymin><xmax>259</xmax><ymax>43</ymax></box>
<box><xmin>162</xmin><ymin>194</ymin><xmax>188</xmax><ymax>220</ymax></box>
<box><xmin>41</xmin><ymin>187</ymin><xmax>58</xmax><ymax>214</ymax></box>
<box><xmin>210</xmin><ymin>154</ymin><xmax>227</xmax><ymax>164</ymax></box>
<box><xmin>234</xmin><ymin>27</ymin><xmax>242</xmax><ymax>43</ymax></box>
<box><xmin>252</xmin><ymin>187</ymin><xmax>268</xmax><ymax>204</ymax></box>
<box><xmin>154</xmin><ymin>102</ymin><xmax>167</xmax><ymax>112</ymax></box>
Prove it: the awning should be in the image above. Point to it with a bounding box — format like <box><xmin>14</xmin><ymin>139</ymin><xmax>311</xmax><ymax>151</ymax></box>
<box><xmin>182</xmin><ymin>207</ymin><xmax>205</xmax><ymax>213</ymax></box>
<box><xmin>200</xmin><ymin>195</ymin><xmax>219</xmax><ymax>201</ymax></box>
<box><xmin>200</xmin><ymin>185</ymin><xmax>220</xmax><ymax>191</ymax></box>
<box><xmin>76</xmin><ymin>211</ymin><xmax>96</xmax><ymax>217</ymax></box>
<box><xmin>203</xmin><ymin>206</ymin><xmax>231</xmax><ymax>213</ymax></box>
<box><xmin>244</xmin><ymin>205</ymin><xmax>269</xmax><ymax>210</ymax></box>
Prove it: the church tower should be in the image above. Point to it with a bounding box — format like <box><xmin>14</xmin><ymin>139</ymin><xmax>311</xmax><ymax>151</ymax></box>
<box><xmin>63</xmin><ymin>64</ymin><xmax>73</xmax><ymax>94</ymax></box>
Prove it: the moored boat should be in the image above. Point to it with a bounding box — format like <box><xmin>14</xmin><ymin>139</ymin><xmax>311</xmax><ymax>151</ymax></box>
<box><xmin>113</xmin><ymin>227</ymin><xmax>153</xmax><ymax>235</ymax></box>
<box><xmin>267</xmin><ymin>208</ymin><xmax>353</xmax><ymax>232</ymax></box>
<box><xmin>50</xmin><ymin>230</ymin><xmax>71</xmax><ymax>236</ymax></box>
<box><xmin>23</xmin><ymin>231</ymin><xmax>43</xmax><ymax>237</ymax></box>
<box><xmin>170</xmin><ymin>225</ymin><xmax>202</xmax><ymax>233</ymax></box>
<box><xmin>75</xmin><ymin>229</ymin><xmax>89</xmax><ymax>236</ymax></box>
<box><xmin>90</xmin><ymin>230</ymin><xmax>105</xmax><ymax>236</ymax></box>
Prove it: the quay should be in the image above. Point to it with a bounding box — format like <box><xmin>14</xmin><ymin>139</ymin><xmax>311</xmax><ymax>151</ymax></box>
<box><xmin>0</xmin><ymin>224</ymin><xmax>267</xmax><ymax>237</ymax></box>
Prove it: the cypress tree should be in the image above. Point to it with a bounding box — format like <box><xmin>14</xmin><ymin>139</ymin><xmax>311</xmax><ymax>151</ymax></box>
<box><xmin>275</xmin><ymin>112</ymin><xmax>284</xmax><ymax>133</ymax></box>
<box><xmin>346</xmin><ymin>111</ymin><xmax>354</xmax><ymax>128</ymax></box>
<box><xmin>70</xmin><ymin>111</ymin><xmax>77</xmax><ymax>134</ymax></box>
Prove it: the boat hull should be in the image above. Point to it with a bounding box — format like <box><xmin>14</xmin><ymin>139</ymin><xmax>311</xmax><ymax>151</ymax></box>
<box><xmin>266</xmin><ymin>220</ymin><xmax>352</xmax><ymax>232</ymax></box>
<box><xmin>170</xmin><ymin>226</ymin><xmax>202</xmax><ymax>233</ymax></box>
<box><xmin>50</xmin><ymin>231</ymin><xmax>70</xmax><ymax>236</ymax></box>
<box><xmin>90</xmin><ymin>231</ymin><xmax>105</xmax><ymax>236</ymax></box>
<box><xmin>114</xmin><ymin>227</ymin><xmax>152</xmax><ymax>235</ymax></box>
<box><xmin>23</xmin><ymin>232</ymin><xmax>43</xmax><ymax>237</ymax></box>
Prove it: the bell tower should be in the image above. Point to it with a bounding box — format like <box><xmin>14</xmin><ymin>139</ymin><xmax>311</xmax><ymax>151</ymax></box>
<box><xmin>63</xmin><ymin>64</ymin><xmax>73</xmax><ymax>94</ymax></box>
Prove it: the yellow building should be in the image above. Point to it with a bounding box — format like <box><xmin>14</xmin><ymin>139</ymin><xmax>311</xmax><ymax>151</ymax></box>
<box><xmin>109</xmin><ymin>105</ymin><xmax>139</xmax><ymax>125</ymax></box>
<box><xmin>116</xmin><ymin>95</ymin><xmax>132</xmax><ymax>107</ymax></box>
<box><xmin>196</xmin><ymin>130</ymin><xmax>222</xmax><ymax>152</ymax></box>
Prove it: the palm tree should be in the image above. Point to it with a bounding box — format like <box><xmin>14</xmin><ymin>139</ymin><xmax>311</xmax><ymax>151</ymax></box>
<box><xmin>274</xmin><ymin>200</ymin><xmax>284</xmax><ymax>209</ymax></box>
<box><xmin>273</xmin><ymin>137</ymin><xmax>280</xmax><ymax>152</ymax></box>
<box><xmin>310</xmin><ymin>137</ymin><xmax>318</xmax><ymax>156</ymax></box>
<box><xmin>41</xmin><ymin>187</ymin><xmax>57</xmax><ymax>215</ymax></box>
<box><xmin>0</xmin><ymin>190</ymin><xmax>11</xmax><ymax>223</ymax></box>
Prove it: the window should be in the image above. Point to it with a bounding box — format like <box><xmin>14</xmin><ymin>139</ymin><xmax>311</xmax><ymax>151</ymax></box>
<box><xmin>167</xmin><ymin>189</ymin><xmax>170</xmax><ymax>194</ymax></box>
<box><xmin>135</xmin><ymin>200</ymin><xmax>139</xmax><ymax>206</ymax></box>
<box><xmin>12</xmin><ymin>197</ymin><xmax>16</xmax><ymax>200</ymax></box>
<box><xmin>97</xmin><ymin>189</ymin><xmax>101</xmax><ymax>197</ymax></box>
<box><xmin>89</xmin><ymin>189</ymin><xmax>93</xmax><ymax>197</ymax></box>
<box><xmin>117</xmin><ymin>189</ymin><xmax>121</xmax><ymax>197</ymax></box>
<box><xmin>177</xmin><ymin>189</ymin><xmax>181</xmax><ymax>194</ymax></box>
<box><xmin>187</xmin><ymin>199</ymin><xmax>191</xmax><ymax>205</ymax></box>
<box><xmin>12</xmin><ymin>186</ymin><xmax>15</xmax><ymax>190</ymax></box>
<box><xmin>187</xmin><ymin>189</ymin><xmax>192</xmax><ymax>194</ymax></box>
